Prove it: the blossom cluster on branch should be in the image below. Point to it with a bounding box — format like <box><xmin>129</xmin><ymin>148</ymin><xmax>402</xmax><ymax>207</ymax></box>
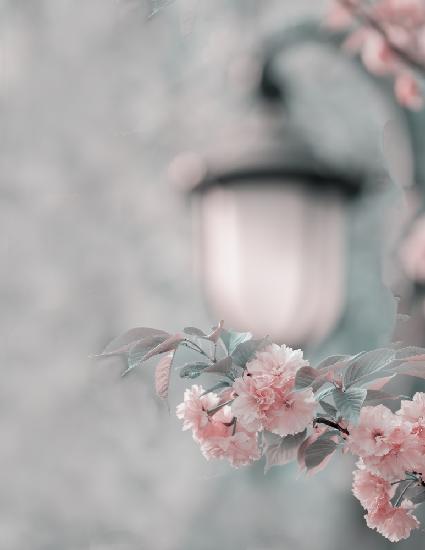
<box><xmin>95</xmin><ymin>322</ymin><xmax>425</xmax><ymax>542</ymax></box>
<box><xmin>325</xmin><ymin>0</ymin><xmax>425</xmax><ymax>109</ymax></box>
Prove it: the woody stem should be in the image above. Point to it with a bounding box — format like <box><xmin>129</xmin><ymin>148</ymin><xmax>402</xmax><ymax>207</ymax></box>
<box><xmin>314</xmin><ymin>417</ymin><xmax>350</xmax><ymax>435</ymax></box>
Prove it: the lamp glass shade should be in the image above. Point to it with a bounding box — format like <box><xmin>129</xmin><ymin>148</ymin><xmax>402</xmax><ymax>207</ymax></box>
<box><xmin>195</xmin><ymin>181</ymin><xmax>346</xmax><ymax>347</ymax></box>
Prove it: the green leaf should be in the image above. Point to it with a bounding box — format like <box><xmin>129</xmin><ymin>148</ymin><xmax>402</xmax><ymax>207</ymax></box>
<box><xmin>123</xmin><ymin>333</ymin><xmax>184</xmax><ymax>376</ymax></box>
<box><xmin>364</xmin><ymin>389</ymin><xmax>398</xmax><ymax>405</ymax></box>
<box><xmin>264</xmin><ymin>430</ymin><xmax>307</xmax><ymax>473</ymax></box>
<box><xmin>333</xmin><ymin>387</ymin><xmax>367</xmax><ymax>424</ymax></box>
<box><xmin>122</xmin><ymin>334</ymin><xmax>175</xmax><ymax>374</ymax></box>
<box><xmin>203</xmin><ymin>357</ymin><xmax>243</xmax><ymax>380</ymax></box>
<box><xmin>96</xmin><ymin>328</ymin><xmax>169</xmax><ymax>357</ymax></box>
<box><xmin>314</xmin><ymin>385</ymin><xmax>336</xmax><ymax>401</ymax></box>
<box><xmin>375</xmin><ymin>346</ymin><xmax>425</xmax><ymax>380</ymax></box>
<box><xmin>220</xmin><ymin>329</ymin><xmax>252</xmax><ymax>356</ymax></box>
<box><xmin>410</xmin><ymin>489</ymin><xmax>425</xmax><ymax>505</ymax></box>
<box><xmin>231</xmin><ymin>337</ymin><xmax>270</xmax><ymax>367</ymax></box>
<box><xmin>319</xmin><ymin>400</ymin><xmax>337</xmax><ymax>417</ymax></box>
<box><xmin>184</xmin><ymin>327</ymin><xmax>206</xmax><ymax>337</ymax></box>
<box><xmin>206</xmin><ymin>320</ymin><xmax>224</xmax><ymax>343</ymax></box>
<box><xmin>184</xmin><ymin>334</ymin><xmax>216</xmax><ymax>359</ymax></box>
<box><xmin>304</xmin><ymin>434</ymin><xmax>338</xmax><ymax>470</ymax></box>
<box><xmin>201</xmin><ymin>380</ymin><xmax>231</xmax><ymax>396</ymax></box>
<box><xmin>343</xmin><ymin>348</ymin><xmax>395</xmax><ymax>388</ymax></box>
<box><xmin>315</xmin><ymin>355</ymin><xmax>350</xmax><ymax>371</ymax></box>
<box><xmin>179</xmin><ymin>361</ymin><xmax>211</xmax><ymax>379</ymax></box>
<box><xmin>295</xmin><ymin>366</ymin><xmax>318</xmax><ymax>390</ymax></box>
<box><xmin>395</xmin><ymin>346</ymin><xmax>425</xmax><ymax>360</ymax></box>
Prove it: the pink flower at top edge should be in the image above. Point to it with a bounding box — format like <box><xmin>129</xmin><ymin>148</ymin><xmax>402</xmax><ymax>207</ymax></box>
<box><xmin>231</xmin><ymin>344</ymin><xmax>316</xmax><ymax>437</ymax></box>
<box><xmin>246</xmin><ymin>344</ymin><xmax>309</xmax><ymax>382</ymax></box>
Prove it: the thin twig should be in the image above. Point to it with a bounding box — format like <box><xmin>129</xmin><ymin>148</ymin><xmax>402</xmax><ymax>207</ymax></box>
<box><xmin>314</xmin><ymin>416</ymin><xmax>349</xmax><ymax>435</ymax></box>
<box><xmin>181</xmin><ymin>340</ymin><xmax>213</xmax><ymax>362</ymax></box>
<box><xmin>207</xmin><ymin>399</ymin><xmax>234</xmax><ymax>417</ymax></box>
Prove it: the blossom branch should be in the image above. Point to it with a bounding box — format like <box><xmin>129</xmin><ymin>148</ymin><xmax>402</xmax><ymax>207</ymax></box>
<box><xmin>337</xmin><ymin>0</ymin><xmax>425</xmax><ymax>75</ymax></box>
<box><xmin>314</xmin><ymin>416</ymin><xmax>349</xmax><ymax>435</ymax></box>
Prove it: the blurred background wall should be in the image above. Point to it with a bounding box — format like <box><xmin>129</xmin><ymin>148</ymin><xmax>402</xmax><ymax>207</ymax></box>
<box><xmin>1</xmin><ymin>1</ymin><xmax>424</xmax><ymax>549</ymax></box>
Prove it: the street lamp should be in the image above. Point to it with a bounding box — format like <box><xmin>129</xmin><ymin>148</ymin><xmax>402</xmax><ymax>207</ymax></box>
<box><xmin>172</xmin><ymin>20</ymin><xmax>413</xmax><ymax>350</ymax></box>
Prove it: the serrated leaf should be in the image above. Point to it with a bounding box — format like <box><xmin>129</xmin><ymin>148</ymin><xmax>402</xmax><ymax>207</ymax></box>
<box><xmin>333</xmin><ymin>387</ymin><xmax>367</xmax><ymax>424</ymax></box>
<box><xmin>314</xmin><ymin>385</ymin><xmax>336</xmax><ymax>401</ymax></box>
<box><xmin>142</xmin><ymin>333</ymin><xmax>185</xmax><ymax>361</ymax></box>
<box><xmin>155</xmin><ymin>351</ymin><xmax>175</xmax><ymax>399</ymax></box>
<box><xmin>295</xmin><ymin>366</ymin><xmax>318</xmax><ymax>390</ymax></box>
<box><xmin>410</xmin><ymin>489</ymin><xmax>425</xmax><ymax>505</ymax></box>
<box><xmin>96</xmin><ymin>328</ymin><xmax>170</xmax><ymax>357</ymax></box>
<box><xmin>179</xmin><ymin>361</ymin><xmax>211</xmax><ymax>379</ymax></box>
<box><xmin>319</xmin><ymin>400</ymin><xmax>337</xmax><ymax>417</ymax></box>
<box><xmin>366</xmin><ymin>374</ymin><xmax>395</xmax><ymax>390</ymax></box>
<box><xmin>391</xmin><ymin>359</ymin><xmax>425</xmax><ymax>379</ymax></box>
<box><xmin>395</xmin><ymin>346</ymin><xmax>425</xmax><ymax>360</ymax></box>
<box><xmin>343</xmin><ymin>348</ymin><xmax>395</xmax><ymax>388</ymax></box>
<box><xmin>220</xmin><ymin>329</ymin><xmax>252</xmax><ymax>355</ymax></box>
<box><xmin>304</xmin><ymin>434</ymin><xmax>338</xmax><ymax>470</ymax></box>
<box><xmin>185</xmin><ymin>334</ymin><xmax>216</xmax><ymax>359</ymax></box>
<box><xmin>121</xmin><ymin>334</ymin><xmax>176</xmax><ymax>374</ymax></box>
<box><xmin>206</xmin><ymin>320</ymin><xmax>224</xmax><ymax>343</ymax></box>
<box><xmin>264</xmin><ymin>430</ymin><xmax>307</xmax><ymax>472</ymax></box>
<box><xmin>231</xmin><ymin>337</ymin><xmax>270</xmax><ymax>367</ymax></box>
<box><xmin>315</xmin><ymin>355</ymin><xmax>350</xmax><ymax>371</ymax></box>
<box><xmin>203</xmin><ymin>357</ymin><xmax>241</xmax><ymax>379</ymax></box>
<box><xmin>364</xmin><ymin>389</ymin><xmax>398</xmax><ymax>404</ymax></box>
<box><xmin>184</xmin><ymin>326</ymin><xmax>206</xmax><ymax>337</ymax></box>
<box><xmin>201</xmin><ymin>380</ymin><xmax>231</xmax><ymax>396</ymax></box>
<box><xmin>123</xmin><ymin>333</ymin><xmax>184</xmax><ymax>376</ymax></box>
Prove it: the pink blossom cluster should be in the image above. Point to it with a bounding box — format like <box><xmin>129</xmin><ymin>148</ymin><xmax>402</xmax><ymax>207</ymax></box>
<box><xmin>176</xmin><ymin>384</ymin><xmax>261</xmax><ymax>467</ymax></box>
<box><xmin>348</xmin><ymin>395</ymin><xmax>425</xmax><ymax>541</ymax></box>
<box><xmin>99</xmin><ymin>324</ymin><xmax>425</xmax><ymax>542</ymax></box>
<box><xmin>176</xmin><ymin>344</ymin><xmax>316</xmax><ymax>466</ymax></box>
<box><xmin>231</xmin><ymin>344</ymin><xmax>316</xmax><ymax>436</ymax></box>
<box><xmin>326</xmin><ymin>0</ymin><xmax>425</xmax><ymax>109</ymax></box>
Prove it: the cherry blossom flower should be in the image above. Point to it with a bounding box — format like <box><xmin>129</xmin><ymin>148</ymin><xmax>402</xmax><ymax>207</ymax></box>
<box><xmin>348</xmin><ymin>405</ymin><xmax>424</xmax><ymax>478</ymax></box>
<box><xmin>397</xmin><ymin>392</ymin><xmax>425</xmax><ymax>454</ymax></box>
<box><xmin>398</xmin><ymin>392</ymin><xmax>425</xmax><ymax>424</ymax></box>
<box><xmin>362</xmin><ymin>422</ymin><xmax>424</xmax><ymax>479</ymax></box>
<box><xmin>325</xmin><ymin>0</ymin><xmax>425</xmax><ymax>109</ymax></box>
<box><xmin>352</xmin><ymin>465</ymin><xmax>394</xmax><ymax>511</ymax></box>
<box><xmin>347</xmin><ymin>405</ymin><xmax>399</xmax><ymax>457</ymax></box>
<box><xmin>199</xmin><ymin>415</ymin><xmax>261</xmax><ymax>468</ymax></box>
<box><xmin>103</xmin><ymin>322</ymin><xmax>425</xmax><ymax>541</ymax></box>
<box><xmin>176</xmin><ymin>385</ymin><xmax>260</xmax><ymax>467</ymax></box>
<box><xmin>365</xmin><ymin>500</ymin><xmax>420</xmax><ymax>542</ymax></box>
<box><xmin>176</xmin><ymin>384</ymin><xmax>220</xmax><ymax>436</ymax></box>
<box><xmin>231</xmin><ymin>345</ymin><xmax>316</xmax><ymax>437</ymax></box>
